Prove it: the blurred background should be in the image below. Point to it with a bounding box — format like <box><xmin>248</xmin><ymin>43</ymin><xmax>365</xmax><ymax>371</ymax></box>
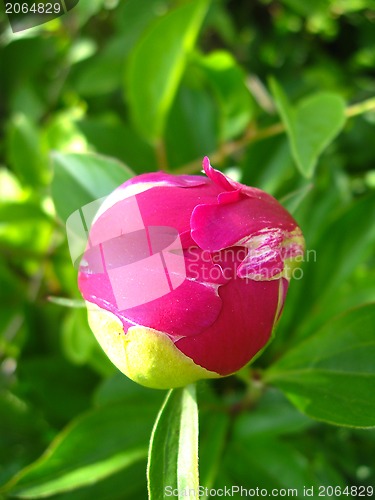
<box><xmin>0</xmin><ymin>0</ymin><xmax>375</xmax><ymax>498</ymax></box>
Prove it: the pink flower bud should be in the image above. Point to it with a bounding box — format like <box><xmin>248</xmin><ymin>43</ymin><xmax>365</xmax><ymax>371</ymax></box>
<box><xmin>78</xmin><ymin>157</ymin><xmax>305</xmax><ymax>389</ymax></box>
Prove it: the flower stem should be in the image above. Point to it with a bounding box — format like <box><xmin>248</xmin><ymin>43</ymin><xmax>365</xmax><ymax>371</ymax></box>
<box><xmin>175</xmin><ymin>95</ymin><xmax>375</xmax><ymax>175</ymax></box>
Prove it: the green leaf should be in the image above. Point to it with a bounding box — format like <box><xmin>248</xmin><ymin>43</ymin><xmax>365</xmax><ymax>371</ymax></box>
<box><xmin>61</xmin><ymin>308</ymin><xmax>97</xmax><ymax>365</ymax></box>
<box><xmin>3</xmin><ymin>400</ymin><xmax>159</xmax><ymax>498</ymax></box>
<box><xmin>51</xmin><ymin>152</ymin><xmax>134</xmax><ymax>223</ymax></box>
<box><xmin>196</xmin><ymin>50</ymin><xmax>254</xmax><ymax>141</ymax></box>
<box><xmin>233</xmin><ymin>388</ymin><xmax>313</xmax><ymax>439</ymax></box>
<box><xmin>0</xmin><ymin>391</ymin><xmax>50</xmax><ymax>487</ymax></box>
<box><xmin>270</xmin><ymin>78</ymin><xmax>346</xmax><ymax>177</ymax></box>
<box><xmin>6</xmin><ymin>113</ymin><xmax>48</xmax><ymax>187</ymax></box>
<box><xmin>74</xmin><ymin>0</ymin><xmax>164</xmax><ymax>96</ymax></box>
<box><xmin>94</xmin><ymin>373</ymin><xmax>165</xmax><ymax>409</ymax></box>
<box><xmin>126</xmin><ymin>0</ymin><xmax>209</xmax><ymax>142</ymax></box>
<box><xmin>77</xmin><ymin>118</ymin><xmax>157</xmax><ymax>172</ymax></box>
<box><xmin>279</xmin><ymin>183</ymin><xmax>314</xmax><ymax>215</ymax></box>
<box><xmin>199</xmin><ymin>412</ymin><xmax>229</xmax><ymax>496</ymax></box>
<box><xmin>265</xmin><ymin>304</ymin><xmax>375</xmax><ymax>428</ymax></box>
<box><xmin>0</xmin><ymin>202</ymin><xmax>53</xmax><ymax>255</ymax></box>
<box><xmin>165</xmin><ymin>83</ymin><xmax>218</xmax><ymax>168</ymax></box>
<box><xmin>288</xmin><ymin>192</ymin><xmax>375</xmax><ymax>342</ymax></box>
<box><xmin>147</xmin><ymin>385</ymin><xmax>199</xmax><ymax>499</ymax></box>
<box><xmin>240</xmin><ymin>136</ymin><xmax>295</xmax><ymax>196</ymax></box>
<box><xmin>15</xmin><ymin>357</ymin><xmax>97</xmax><ymax>427</ymax></box>
<box><xmin>224</xmin><ymin>437</ymin><xmax>320</xmax><ymax>496</ymax></box>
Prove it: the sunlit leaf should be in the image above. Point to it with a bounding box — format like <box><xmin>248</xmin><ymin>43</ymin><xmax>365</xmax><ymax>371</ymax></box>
<box><xmin>126</xmin><ymin>0</ymin><xmax>209</xmax><ymax>142</ymax></box>
<box><xmin>3</xmin><ymin>399</ymin><xmax>160</xmax><ymax>498</ymax></box>
<box><xmin>270</xmin><ymin>78</ymin><xmax>346</xmax><ymax>178</ymax></box>
<box><xmin>51</xmin><ymin>152</ymin><xmax>134</xmax><ymax>222</ymax></box>
<box><xmin>196</xmin><ymin>50</ymin><xmax>254</xmax><ymax>141</ymax></box>
<box><xmin>147</xmin><ymin>385</ymin><xmax>199</xmax><ymax>499</ymax></box>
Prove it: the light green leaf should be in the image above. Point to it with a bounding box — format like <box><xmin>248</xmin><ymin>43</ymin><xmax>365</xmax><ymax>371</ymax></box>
<box><xmin>6</xmin><ymin>113</ymin><xmax>48</xmax><ymax>187</ymax></box>
<box><xmin>3</xmin><ymin>400</ymin><xmax>159</xmax><ymax>498</ymax></box>
<box><xmin>47</xmin><ymin>296</ymin><xmax>86</xmax><ymax>308</ymax></box>
<box><xmin>51</xmin><ymin>152</ymin><xmax>134</xmax><ymax>222</ymax></box>
<box><xmin>265</xmin><ymin>304</ymin><xmax>375</xmax><ymax>428</ymax></box>
<box><xmin>61</xmin><ymin>308</ymin><xmax>97</xmax><ymax>365</ymax></box>
<box><xmin>0</xmin><ymin>202</ymin><xmax>53</xmax><ymax>254</ymax></box>
<box><xmin>197</xmin><ymin>50</ymin><xmax>254</xmax><ymax>141</ymax></box>
<box><xmin>147</xmin><ymin>385</ymin><xmax>199</xmax><ymax>500</ymax></box>
<box><xmin>270</xmin><ymin>78</ymin><xmax>346</xmax><ymax>177</ymax></box>
<box><xmin>126</xmin><ymin>0</ymin><xmax>209</xmax><ymax>142</ymax></box>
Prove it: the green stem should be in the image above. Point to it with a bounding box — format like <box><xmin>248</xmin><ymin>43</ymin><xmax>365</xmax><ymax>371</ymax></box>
<box><xmin>155</xmin><ymin>139</ymin><xmax>169</xmax><ymax>171</ymax></box>
<box><xmin>175</xmin><ymin>95</ymin><xmax>375</xmax><ymax>175</ymax></box>
<box><xmin>345</xmin><ymin>96</ymin><xmax>375</xmax><ymax>118</ymax></box>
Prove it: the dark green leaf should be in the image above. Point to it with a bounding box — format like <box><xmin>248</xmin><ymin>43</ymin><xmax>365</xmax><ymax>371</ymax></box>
<box><xmin>165</xmin><ymin>83</ymin><xmax>218</xmax><ymax>168</ymax></box>
<box><xmin>266</xmin><ymin>304</ymin><xmax>375</xmax><ymax>428</ymax></box>
<box><xmin>15</xmin><ymin>357</ymin><xmax>97</xmax><ymax>427</ymax></box>
<box><xmin>0</xmin><ymin>392</ymin><xmax>50</xmax><ymax>487</ymax></box>
<box><xmin>233</xmin><ymin>388</ymin><xmax>313</xmax><ymax>439</ymax></box>
<box><xmin>240</xmin><ymin>135</ymin><xmax>295</xmax><ymax>197</ymax></box>
<box><xmin>77</xmin><ymin>118</ymin><xmax>157</xmax><ymax>172</ymax></box>
<box><xmin>94</xmin><ymin>373</ymin><xmax>165</xmax><ymax>409</ymax></box>
<box><xmin>199</xmin><ymin>412</ymin><xmax>229</xmax><ymax>495</ymax></box>
<box><xmin>290</xmin><ymin>192</ymin><xmax>375</xmax><ymax>341</ymax></box>
<box><xmin>224</xmin><ymin>437</ymin><xmax>320</xmax><ymax>497</ymax></box>
<box><xmin>126</xmin><ymin>0</ymin><xmax>209</xmax><ymax>142</ymax></box>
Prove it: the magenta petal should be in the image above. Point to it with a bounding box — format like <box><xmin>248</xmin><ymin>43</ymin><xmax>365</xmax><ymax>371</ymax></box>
<box><xmin>191</xmin><ymin>197</ymin><xmax>297</xmax><ymax>253</ymax></box>
<box><xmin>121</xmin><ymin>279</ymin><xmax>222</xmax><ymax>339</ymax></box>
<box><xmin>202</xmin><ymin>156</ymin><xmax>238</xmax><ymax>192</ymax></box>
<box><xmin>122</xmin><ymin>171</ymin><xmax>209</xmax><ymax>189</ymax></box>
<box><xmin>175</xmin><ymin>277</ymin><xmax>282</xmax><ymax>375</ymax></box>
<box><xmin>79</xmin><ymin>267</ymin><xmax>223</xmax><ymax>339</ymax></box>
<box><xmin>217</xmin><ymin>189</ymin><xmax>244</xmax><ymax>205</ymax></box>
<box><xmin>134</xmin><ymin>183</ymin><xmax>223</xmax><ymax>234</ymax></box>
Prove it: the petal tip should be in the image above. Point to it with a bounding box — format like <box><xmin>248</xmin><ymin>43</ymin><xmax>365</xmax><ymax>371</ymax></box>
<box><xmin>202</xmin><ymin>156</ymin><xmax>211</xmax><ymax>174</ymax></box>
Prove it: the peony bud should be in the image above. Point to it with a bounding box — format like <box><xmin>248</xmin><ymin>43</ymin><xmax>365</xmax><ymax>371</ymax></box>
<box><xmin>78</xmin><ymin>157</ymin><xmax>304</xmax><ymax>389</ymax></box>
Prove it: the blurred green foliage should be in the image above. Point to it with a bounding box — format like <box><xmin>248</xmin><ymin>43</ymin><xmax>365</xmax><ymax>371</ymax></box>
<box><xmin>0</xmin><ymin>0</ymin><xmax>375</xmax><ymax>498</ymax></box>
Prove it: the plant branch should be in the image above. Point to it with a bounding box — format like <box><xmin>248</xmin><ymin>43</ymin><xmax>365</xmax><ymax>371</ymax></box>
<box><xmin>174</xmin><ymin>95</ymin><xmax>375</xmax><ymax>175</ymax></box>
<box><xmin>345</xmin><ymin>96</ymin><xmax>375</xmax><ymax>118</ymax></box>
<box><xmin>155</xmin><ymin>139</ymin><xmax>169</xmax><ymax>172</ymax></box>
